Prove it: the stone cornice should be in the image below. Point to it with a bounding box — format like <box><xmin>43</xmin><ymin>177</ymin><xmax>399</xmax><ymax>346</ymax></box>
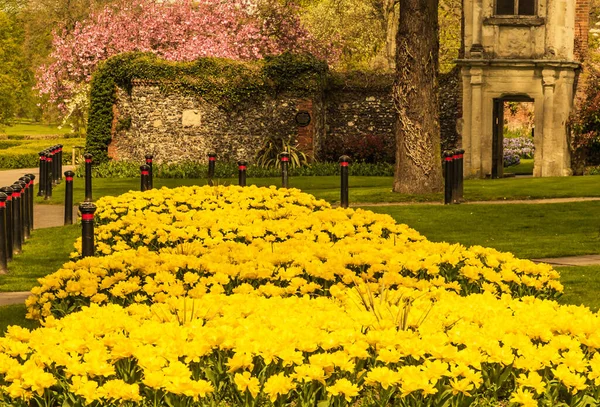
<box><xmin>455</xmin><ymin>59</ymin><xmax>581</xmax><ymax>69</ymax></box>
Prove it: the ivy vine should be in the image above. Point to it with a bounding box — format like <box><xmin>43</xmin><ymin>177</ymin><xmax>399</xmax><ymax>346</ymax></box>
<box><xmin>86</xmin><ymin>52</ymin><xmax>328</xmax><ymax>163</ymax></box>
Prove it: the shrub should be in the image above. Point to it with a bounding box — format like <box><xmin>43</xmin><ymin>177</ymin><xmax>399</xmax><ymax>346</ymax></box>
<box><xmin>320</xmin><ymin>133</ymin><xmax>395</xmax><ymax>164</ymax></box>
<box><xmin>73</xmin><ymin>160</ymin><xmax>395</xmax><ymax>178</ymax></box>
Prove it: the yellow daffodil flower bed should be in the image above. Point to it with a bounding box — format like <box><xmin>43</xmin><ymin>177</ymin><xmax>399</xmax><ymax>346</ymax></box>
<box><xmin>0</xmin><ymin>186</ymin><xmax>579</xmax><ymax>407</ymax></box>
<box><xmin>81</xmin><ymin>185</ymin><xmax>416</xmax><ymax>256</ymax></box>
<box><xmin>27</xmin><ymin>186</ymin><xmax>562</xmax><ymax>320</ymax></box>
<box><xmin>28</xmin><ymin>237</ymin><xmax>562</xmax><ymax>321</ymax></box>
<box><xmin>5</xmin><ymin>288</ymin><xmax>600</xmax><ymax>407</ymax></box>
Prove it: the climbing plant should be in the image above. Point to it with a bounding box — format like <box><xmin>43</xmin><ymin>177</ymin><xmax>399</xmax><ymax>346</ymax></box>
<box><xmin>86</xmin><ymin>52</ymin><xmax>328</xmax><ymax>162</ymax></box>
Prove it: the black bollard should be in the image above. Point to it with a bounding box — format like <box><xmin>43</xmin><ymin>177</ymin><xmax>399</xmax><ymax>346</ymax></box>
<box><xmin>281</xmin><ymin>152</ymin><xmax>289</xmax><ymax>188</ymax></box>
<box><xmin>51</xmin><ymin>147</ymin><xmax>58</xmax><ymax>186</ymax></box>
<box><xmin>16</xmin><ymin>181</ymin><xmax>26</xmax><ymax>244</ymax></box>
<box><xmin>451</xmin><ymin>150</ymin><xmax>460</xmax><ymax>204</ymax></box>
<box><xmin>44</xmin><ymin>151</ymin><xmax>52</xmax><ymax>200</ymax></box>
<box><xmin>58</xmin><ymin>145</ymin><xmax>63</xmax><ymax>182</ymax></box>
<box><xmin>444</xmin><ymin>151</ymin><xmax>453</xmax><ymax>205</ymax></box>
<box><xmin>238</xmin><ymin>160</ymin><xmax>247</xmax><ymax>187</ymax></box>
<box><xmin>11</xmin><ymin>183</ymin><xmax>22</xmax><ymax>254</ymax></box>
<box><xmin>145</xmin><ymin>154</ymin><xmax>153</xmax><ymax>189</ymax></box>
<box><xmin>54</xmin><ymin>146</ymin><xmax>60</xmax><ymax>184</ymax></box>
<box><xmin>0</xmin><ymin>193</ymin><xmax>6</xmax><ymax>273</ymax></box>
<box><xmin>84</xmin><ymin>153</ymin><xmax>92</xmax><ymax>202</ymax></box>
<box><xmin>37</xmin><ymin>152</ymin><xmax>45</xmax><ymax>197</ymax></box>
<box><xmin>207</xmin><ymin>153</ymin><xmax>216</xmax><ymax>186</ymax></box>
<box><xmin>0</xmin><ymin>187</ymin><xmax>13</xmax><ymax>261</ymax></box>
<box><xmin>18</xmin><ymin>177</ymin><xmax>30</xmax><ymax>239</ymax></box>
<box><xmin>339</xmin><ymin>155</ymin><xmax>350</xmax><ymax>208</ymax></box>
<box><xmin>457</xmin><ymin>149</ymin><xmax>464</xmax><ymax>202</ymax></box>
<box><xmin>24</xmin><ymin>174</ymin><xmax>35</xmax><ymax>231</ymax></box>
<box><xmin>79</xmin><ymin>202</ymin><xmax>97</xmax><ymax>258</ymax></box>
<box><xmin>140</xmin><ymin>165</ymin><xmax>150</xmax><ymax>192</ymax></box>
<box><xmin>64</xmin><ymin>171</ymin><xmax>74</xmax><ymax>225</ymax></box>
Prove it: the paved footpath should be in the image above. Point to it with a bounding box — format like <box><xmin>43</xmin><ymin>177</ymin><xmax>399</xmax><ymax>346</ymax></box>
<box><xmin>1</xmin><ymin>171</ymin><xmax>600</xmax><ymax>307</ymax></box>
<box><xmin>0</xmin><ymin>167</ymin><xmax>76</xmax><ymax>307</ymax></box>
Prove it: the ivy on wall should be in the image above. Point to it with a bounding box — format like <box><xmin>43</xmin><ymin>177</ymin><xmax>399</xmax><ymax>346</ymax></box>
<box><xmin>86</xmin><ymin>52</ymin><xmax>328</xmax><ymax>162</ymax></box>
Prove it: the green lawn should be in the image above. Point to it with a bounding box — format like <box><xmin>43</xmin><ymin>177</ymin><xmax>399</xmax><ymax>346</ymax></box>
<box><xmin>504</xmin><ymin>158</ymin><xmax>534</xmax><ymax>175</ymax></box>
<box><xmin>1</xmin><ymin>123</ymin><xmax>74</xmax><ymax>138</ymax></box>
<box><xmin>0</xmin><ymin>225</ymin><xmax>79</xmax><ymax>292</ymax></box>
<box><xmin>0</xmin><ymin>304</ymin><xmax>39</xmax><ymax>335</ymax></box>
<box><xmin>367</xmin><ymin>201</ymin><xmax>600</xmax><ymax>259</ymax></box>
<box><xmin>34</xmin><ymin>174</ymin><xmax>600</xmax><ymax>206</ymax></box>
<box><xmin>556</xmin><ymin>266</ymin><xmax>600</xmax><ymax>311</ymax></box>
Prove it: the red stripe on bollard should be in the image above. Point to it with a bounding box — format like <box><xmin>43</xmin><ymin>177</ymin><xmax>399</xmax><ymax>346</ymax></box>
<box><xmin>141</xmin><ymin>171</ymin><xmax>149</xmax><ymax>175</ymax></box>
<box><xmin>340</xmin><ymin>162</ymin><xmax>349</xmax><ymax>167</ymax></box>
<box><xmin>281</xmin><ymin>157</ymin><xmax>289</xmax><ymax>162</ymax></box>
<box><xmin>85</xmin><ymin>159</ymin><xmax>92</xmax><ymax>163</ymax></box>
<box><xmin>82</xmin><ymin>214</ymin><xmax>94</xmax><ymax>221</ymax></box>
<box><xmin>238</xmin><ymin>165</ymin><xmax>247</xmax><ymax>170</ymax></box>
<box><xmin>209</xmin><ymin>157</ymin><xmax>216</xmax><ymax>161</ymax></box>
<box><xmin>0</xmin><ymin>202</ymin><xmax>5</xmax><ymax>208</ymax></box>
<box><xmin>11</xmin><ymin>193</ymin><xmax>18</xmax><ymax>198</ymax></box>
<box><xmin>66</xmin><ymin>177</ymin><xmax>73</xmax><ymax>181</ymax></box>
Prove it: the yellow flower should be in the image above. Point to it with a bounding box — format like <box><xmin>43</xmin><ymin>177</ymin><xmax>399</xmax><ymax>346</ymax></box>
<box><xmin>263</xmin><ymin>373</ymin><xmax>295</xmax><ymax>402</ymax></box>
<box><xmin>234</xmin><ymin>371</ymin><xmax>260</xmax><ymax>397</ymax></box>
<box><xmin>326</xmin><ymin>378</ymin><xmax>360</xmax><ymax>402</ymax></box>
<box><xmin>516</xmin><ymin>371</ymin><xmax>545</xmax><ymax>394</ymax></box>
<box><xmin>509</xmin><ymin>387</ymin><xmax>538</xmax><ymax>407</ymax></box>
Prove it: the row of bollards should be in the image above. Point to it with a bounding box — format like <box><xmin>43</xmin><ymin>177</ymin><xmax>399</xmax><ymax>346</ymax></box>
<box><xmin>0</xmin><ymin>174</ymin><xmax>35</xmax><ymax>272</ymax></box>
<box><xmin>443</xmin><ymin>149</ymin><xmax>464</xmax><ymax>205</ymax></box>
<box><xmin>83</xmin><ymin>151</ymin><xmax>354</xmax><ymax>259</ymax></box>
<box><xmin>196</xmin><ymin>152</ymin><xmax>351</xmax><ymax>208</ymax></box>
<box><xmin>37</xmin><ymin>145</ymin><xmax>63</xmax><ymax>200</ymax></box>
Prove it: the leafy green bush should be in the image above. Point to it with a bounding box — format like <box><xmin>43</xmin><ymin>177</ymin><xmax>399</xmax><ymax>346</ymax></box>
<box><xmin>0</xmin><ymin>140</ymin><xmax>22</xmax><ymax>150</ymax></box>
<box><xmin>74</xmin><ymin>160</ymin><xmax>395</xmax><ymax>178</ymax></box>
<box><xmin>0</xmin><ymin>138</ymin><xmax>82</xmax><ymax>169</ymax></box>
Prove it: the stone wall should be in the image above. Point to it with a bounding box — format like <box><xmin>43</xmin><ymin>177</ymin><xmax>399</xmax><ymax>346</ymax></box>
<box><xmin>109</xmin><ymin>79</ymin><xmax>403</xmax><ymax>164</ymax></box>
<box><xmin>110</xmin><ymin>81</ymin><xmax>321</xmax><ymax>164</ymax></box>
<box><xmin>108</xmin><ymin>77</ymin><xmax>465</xmax><ymax>164</ymax></box>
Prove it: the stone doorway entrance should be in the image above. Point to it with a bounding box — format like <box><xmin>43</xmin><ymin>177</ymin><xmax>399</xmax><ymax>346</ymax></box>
<box><xmin>492</xmin><ymin>97</ymin><xmax>534</xmax><ymax>179</ymax></box>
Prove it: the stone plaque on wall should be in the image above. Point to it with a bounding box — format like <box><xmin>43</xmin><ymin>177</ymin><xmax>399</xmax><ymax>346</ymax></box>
<box><xmin>182</xmin><ymin>110</ymin><xmax>202</xmax><ymax>127</ymax></box>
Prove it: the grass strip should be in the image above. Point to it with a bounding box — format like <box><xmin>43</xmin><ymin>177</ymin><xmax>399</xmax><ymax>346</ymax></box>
<box><xmin>555</xmin><ymin>265</ymin><xmax>600</xmax><ymax>312</ymax></box>
<box><xmin>366</xmin><ymin>202</ymin><xmax>600</xmax><ymax>260</ymax></box>
<box><xmin>35</xmin><ymin>175</ymin><xmax>600</xmax><ymax>207</ymax></box>
<box><xmin>0</xmin><ymin>225</ymin><xmax>79</xmax><ymax>292</ymax></box>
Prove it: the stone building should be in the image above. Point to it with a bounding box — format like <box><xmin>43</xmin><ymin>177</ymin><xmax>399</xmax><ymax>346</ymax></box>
<box><xmin>458</xmin><ymin>0</ymin><xmax>589</xmax><ymax>178</ymax></box>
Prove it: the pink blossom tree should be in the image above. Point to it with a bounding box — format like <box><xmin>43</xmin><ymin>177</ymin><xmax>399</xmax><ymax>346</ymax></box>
<box><xmin>37</xmin><ymin>0</ymin><xmax>333</xmax><ymax>114</ymax></box>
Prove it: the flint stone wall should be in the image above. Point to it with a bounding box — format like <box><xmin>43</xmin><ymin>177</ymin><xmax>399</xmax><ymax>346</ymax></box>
<box><xmin>110</xmin><ymin>78</ymin><xmax>462</xmax><ymax>164</ymax></box>
<box><xmin>111</xmin><ymin>84</ymin><xmax>324</xmax><ymax>163</ymax></box>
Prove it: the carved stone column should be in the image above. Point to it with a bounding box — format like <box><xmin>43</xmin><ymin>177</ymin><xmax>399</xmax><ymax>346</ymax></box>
<box><xmin>470</xmin><ymin>67</ymin><xmax>483</xmax><ymax>177</ymax></box>
<box><xmin>541</xmin><ymin>68</ymin><xmax>556</xmax><ymax>176</ymax></box>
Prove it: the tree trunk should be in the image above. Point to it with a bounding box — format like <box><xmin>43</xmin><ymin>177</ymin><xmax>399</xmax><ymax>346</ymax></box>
<box><xmin>392</xmin><ymin>0</ymin><xmax>443</xmax><ymax>193</ymax></box>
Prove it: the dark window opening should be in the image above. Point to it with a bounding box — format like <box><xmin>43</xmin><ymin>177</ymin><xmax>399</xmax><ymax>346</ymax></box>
<box><xmin>496</xmin><ymin>0</ymin><xmax>535</xmax><ymax>15</ymax></box>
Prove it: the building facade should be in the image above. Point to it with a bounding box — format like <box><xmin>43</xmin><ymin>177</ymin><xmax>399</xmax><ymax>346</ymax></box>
<box><xmin>459</xmin><ymin>0</ymin><xmax>589</xmax><ymax>177</ymax></box>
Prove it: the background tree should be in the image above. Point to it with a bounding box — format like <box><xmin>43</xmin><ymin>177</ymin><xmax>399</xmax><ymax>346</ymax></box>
<box><xmin>35</xmin><ymin>0</ymin><xmax>324</xmax><ymax>134</ymax></box>
<box><xmin>0</xmin><ymin>10</ymin><xmax>26</xmax><ymax>126</ymax></box>
<box><xmin>393</xmin><ymin>0</ymin><xmax>443</xmax><ymax>193</ymax></box>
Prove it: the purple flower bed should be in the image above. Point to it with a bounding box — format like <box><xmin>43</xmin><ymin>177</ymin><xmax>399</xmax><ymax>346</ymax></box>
<box><xmin>504</xmin><ymin>137</ymin><xmax>534</xmax><ymax>167</ymax></box>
